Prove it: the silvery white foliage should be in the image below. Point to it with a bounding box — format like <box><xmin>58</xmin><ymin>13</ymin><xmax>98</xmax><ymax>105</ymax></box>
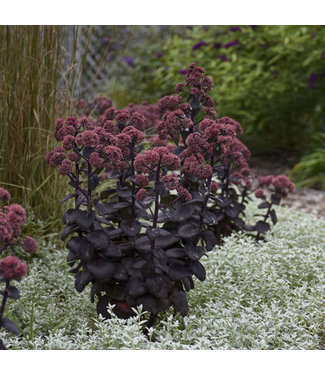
<box><xmin>0</xmin><ymin>204</ymin><xmax>324</xmax><ymax>349</ymax></box>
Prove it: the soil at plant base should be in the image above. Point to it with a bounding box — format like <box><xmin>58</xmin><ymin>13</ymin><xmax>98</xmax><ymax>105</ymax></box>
<box><xmin>249</xmin><ymin>153</ymin><xmax>325</xmax><ymax>218</ymax></box>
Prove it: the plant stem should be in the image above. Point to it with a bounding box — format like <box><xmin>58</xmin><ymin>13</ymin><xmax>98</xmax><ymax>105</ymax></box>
<box><xmin>130</xmin><ymin>146</ymin><xmax>136</xmax><ymax>218</ymax></box>
<box><xmin>87</xmin><ymin>162</ymin><xmax>92</xmax><ymax>213</ymax></box>
<box><xmin>151</xmin><ymin>159</ymin><xmax>161</xmax><ymax>251</ymax></box>
<box><xmin>0</xmin><ymin>281</ymin><xmax>10</xmax><ymax>319</ymax></box>
<box><xmin>199</xmin><ymin>155</ymin><xmax>214</xmax><ymax>231</ymax></box>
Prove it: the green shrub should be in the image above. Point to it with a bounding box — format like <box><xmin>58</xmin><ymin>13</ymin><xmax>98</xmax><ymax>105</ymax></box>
<box><xmin>291</xmin><ymin>148</ymin><xmax>325</xmax><ymax>189</ymax></box>
<box><xmin>120</xmin><ymin>26</ymin><xmax>325</xmax><ymax>155</ymax></box>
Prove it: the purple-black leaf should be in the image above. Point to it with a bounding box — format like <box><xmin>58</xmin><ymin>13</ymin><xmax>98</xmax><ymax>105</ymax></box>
<box><xmin>202</xmin><ymin>230</ymin><xmax>217</xmax><ymax>251</ymax></box>
<box><xmin>87</xmin><ymin>259</ymin><xmax>115</xmax><ymax>283</ymax></box>
<box><xmin>87</xmin><ymin>231</ymin><xmax>110</xmax><ymax>251</ymax></box>
<box><xmin>256</xmin><ymin>221</ymin><xmax>270</xmax><ymax>233</ymax></box>
<box><xmin>166</xmin><ymin>248</ymin><xmax>186</xmax><ymax>258</ymax></box>
<box><xmin>258</xmin><ymin>201</ymin><xmax>270</xmax><ymax>209</ymax></box>
<box><xmin>170</xmin><ymin>290</ymin><xmax>188</xmax><ymax>316</ymax></box>
<box><xmin>75</xmin><ymin>270</ymin><xmax>92</xmax><ymax>292</ymax></box>
<box><xmin>177</xmin><ymin>223</ymin><xmax>199</xmax><ymax>239</ymax></box>
<box><xmin>167</xmin><ymin>264</ymin><xmax>191</xmax><ymax>281</ymax></box>
<box><xmin>270</xmin><ymin>209</ymin><xmax>277</xmax><ymax>224</ymax></box>
<box><xmin>1</xmin><ymin>318</ymin><xmax>20</xmax><ymax>335</ymax></box>
<box><xmin>121</xmin><ymin>220</ymin><xmax>141</xmax><ymax>237</ymax></box>
<box><xmin>191</xmin><ymin>261</ymin><xmax>206</xmax><ymax>281</ymax></box>
<box><xmin>61</xmin><ymin>224</ymin><xmax>78</xmax><ymax>241</ymax></box>
<box><xmin>116</xmin><ymin>186</ymin><xmax>132</xmax><ymax>198</ymax></box>
<box><xmin>170</xmin><ymin>204</ymin><xmax>194</xmax><ymax>222</ymax></box>
<box><xmin>77</xmin><ymin>211</ymin><xmax>95</xmax><ymax>231</ymax></box>
<box><xmin>60</xmin><ymin>193</ymin><xmax>75</xmax><ymax>204</ymax></box>
<box><xmin>136</xmin><ymin>294</ymin><xmax>157</xmax><ymax>313</ymax></box>
<box><xmin>7</xmin><ymin>285</ymin><xmax>20</xmax><ymax>300</ymax></box>
<box><xmin>63</xmin><ymin>208</ymin><xmax>80</xmax><ymax>225</ymax></box>
<box><xmin>271</xmin><ymin>194</ymin><xmax>281</xmax><ymax>205</ymax></box>
<box><xmin>184</xmin><ymin>244</ymin><xmax>205</xmax><ymax>260</ymax></box>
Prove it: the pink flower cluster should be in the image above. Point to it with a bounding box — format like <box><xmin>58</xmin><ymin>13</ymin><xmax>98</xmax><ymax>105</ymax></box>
<box><xmin>127</xmin><ymin>102</ymin><xmax>160</xmax><ymax>130</ymax></box>
<box><xmin>156</xmin><ymin>110</ymin><xmax>184</xmax><ymax>139</ymax></box>
<box><xmin>0</xmin><ymin>256</ymin><xmax>27</xmax><ymax>281</ymax></box>
<box><xmin>161</xmin><ymin>173</ymin><xmax>179</xmax><ymax>190</ymax></box>
<box><xmin>230</xmin><ymin>168</ymin><xmax>254</xmax><ymax>190</ymax></box>
<box><xmin>59</xmin><ymin>159</ymin><xmax>73</xmax><ymax>175</ymax></box>
<box><xmin>0</xmin><ymin>217</ymin><xmax>13</xmax><ymax>242</ymax></box>
<box><xmin>184</xmin><ymin>155</ymin><xmax>213</xmax><ymax>179</ymax></box>
<box><xmin>135</xmin><ymin>150</ymin><xmax>160</xmax><ymax>173</ymax></box>
<box><xmin>5</xmin><ymin>203</ymin><xmax>26</xmax><ymax>236</ymax></box>
<box><xmin>76</xmin><ymin>130</ymin><xmax>99</xmax><ymax>148</ymax></box>
<box><xmin>136</xmin><ymin>174</ymin><xmax>150</xmax><ymax>187</ymax></box>
<box><xmin>0</xmin><ymin>188</ymin><xmax>10</xmax><ymax>202</ymax></box>
<box><xmin>47</xmin><ymin>103</ymin><xmax>148</xmax><ymax>178</ymax></box>
<box><xmin>54</xmin><ymin>117</ymin><xmax>78</xmax><ymax>142</ymax></box>
<box><xmin>158</xmin><ymin>95</ymin><xmax>181</xmax><ymax>112</ymax></box>
<box><xmin>177</xmin><ymin>186</ymin><xmax>192</xmax><ymax>202</ymax></box>
<box><xmin>135</xmin><ymin>147</ymin><xmax>180</xmax><ymax>174</ymax></box>
<box><xmin>135</xmin><ymin>188</ymin><xmax>147</xmax><ymax>201</ymax></box>
<box><xmin>0</xmin><ymin>188</ymin><xmax>37</xmax><ymax>254</ymax></box>
<box><xmin>115</xmin><ymin>109</ymin><xmax>131</xmax><ymax>124</ymax></box>
<box><xmin>23</xmin><ymin>236</ymin><xmax>37</xmax><ymax>254</ymax></box>
<box><xmin>256</xmin><ymin>175</ymin><xmax>294</xmax><ymax>198</ymax></box>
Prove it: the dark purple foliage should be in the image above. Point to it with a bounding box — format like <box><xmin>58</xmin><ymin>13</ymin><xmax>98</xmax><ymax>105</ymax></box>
<box><xmin>48</xmin><ymin>63</ymin><xmax>294</xmax><ymax>332</ymax></box>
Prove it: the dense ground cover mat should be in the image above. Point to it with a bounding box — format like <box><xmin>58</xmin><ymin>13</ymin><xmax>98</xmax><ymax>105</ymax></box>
<box><xmin>0</xmin><ymin>203</ymin><xmax>324</xmax><ymax>350</ymax></box>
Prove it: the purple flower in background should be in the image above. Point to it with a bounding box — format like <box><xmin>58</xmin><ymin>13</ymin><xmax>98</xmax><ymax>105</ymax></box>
<box><xmin>192</xmin><ymin>41</ymin><xmax>207</xmax><ymax>51</ymax></box>
<box><xmin>309</xmin><ymin>73</ymin><xmax>317</xmax><ymax>82</ymax></box>
<box><xmin>229</xmin><ymin>27</ymin><xmax>241</xmax><ymax>32</ymax></box>
<box><xmin>157</xmin><ymin>52</ymin><xmax>163</xmax><ymax>58</ymax></box>
<box><xmin>224</xmin><ymin>40</ymin><xmax>239</xmax><ymax>48</ymax></box>
<box><xmin>218</xmin><ymin>54</ymin><xmax>230</xmax><ymax>62</ymax></box>
<box><xmin>272</xmin><ymin>70</ymin><xmax>279</xmax><ymax>77</ymax></box>
<box><xmin>249</xmin><ymin>25</ymin><xmax>259</xmax><ymax>30</ymax></box>
<box><xmin>178</xmin><ymin>69</ymin><xmax>188</xmax><ymax>75</ymax></box>
<box><xmin>106</xmin><ymin>55</ymin><xmax>112</xmax><ymax>62</ymax></box>
<box><xmin>102</xmin><ymin>37</ymin><xmax>109</xmax><ymax>44</ymax></box>
<box><xmin>122</xmin><ymin>56</ymin><xmax>135</xmax><ymax>66</ymax></box>
<box><xmin>213</xmin><ymin>43</ymin><xmax>221</xmax><ymax>50</ymax></box>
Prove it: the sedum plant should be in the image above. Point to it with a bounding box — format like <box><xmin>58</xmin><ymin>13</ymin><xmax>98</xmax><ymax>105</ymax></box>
<box><xmin>46</xmin><ymin>63</ymin><xmax>293</xmax><ymax>329</ymax></box>
<box><xmin>0</xmin><ymin>188</ymin><xmax>37</xmax><ymax>349</ymax></box>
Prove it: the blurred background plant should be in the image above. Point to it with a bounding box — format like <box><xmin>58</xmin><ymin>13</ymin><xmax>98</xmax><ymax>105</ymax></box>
<box><xmin>0</xmin><ymin>26</ymin><xmax>107</xmax><ymax>236</ymax></box>
<box><xmin>0</xmin><ymin>25</ymin><xmax>324</xmax><ymax>239</ymax></box>
<box><xmin>95</xmin><ymin>25</ymin><xmax>325</xmax><ymax>190</ymax></box>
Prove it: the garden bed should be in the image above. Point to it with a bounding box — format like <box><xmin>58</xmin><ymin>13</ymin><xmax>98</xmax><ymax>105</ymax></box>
<box><xmin>0</xmin><ymin>203</ymin><xmax>324</xmax><ymax>350</ymax></box>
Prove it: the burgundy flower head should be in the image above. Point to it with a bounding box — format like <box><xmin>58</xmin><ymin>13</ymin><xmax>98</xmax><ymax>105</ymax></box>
<box><xmin>0</xmin><ymin>217</ymin><xmax>13</xmax><ymax>242</ymax></box>
<box><xmin>177</xmin><ymin>186</ymin><xmax>192</xmax><ymax>202</ymax></box>
<box><xmin>89</xmin><ymin>152</ymin><xmax>103</xmax><ymax>169</ymax></box>
<box><xmin>135</xmin><ymin>188</ymin><xmax>147</xmax><ymax>201</ymax></box>
<box><xmin>104</xmin><ymin>146</ymin><xmax>123</xmax><ymax>164</ymax></box>
<box><xmin>0</xmin><ymin>188</ymin><xmax>10</xmax><ymax>202</ymax></box>
<box><xmin>115</xmin><ymin>109</ymin><xmax>131</xmax><ymax>124</ymax></box>
<box><xmin>59</xmin><ymin>159</ymin><xmax>73</xmax><ymax>175</ymax></box>
<box><xmin>23</xmin><ymin>236</ymin><xmax>37</xmax><ymax>254</ymax></box>
<box><xmin>255</xmin><ymin>189</ymin><xmax>265</xmax><ymax>199</ymax></box>
<box><xmin>158</xmin><ymin>95</ymin><xmax>181</xmax><ymax>112</ymax></box>
<box><xmin>136</xmin><ymin>174</ymin><xmax>150</xmax><ymax>187</ymax></box>
<box><xmin>0</xmin><ymin>256</ymin><xmax>27</xmax><ymax>281</ymax></box>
